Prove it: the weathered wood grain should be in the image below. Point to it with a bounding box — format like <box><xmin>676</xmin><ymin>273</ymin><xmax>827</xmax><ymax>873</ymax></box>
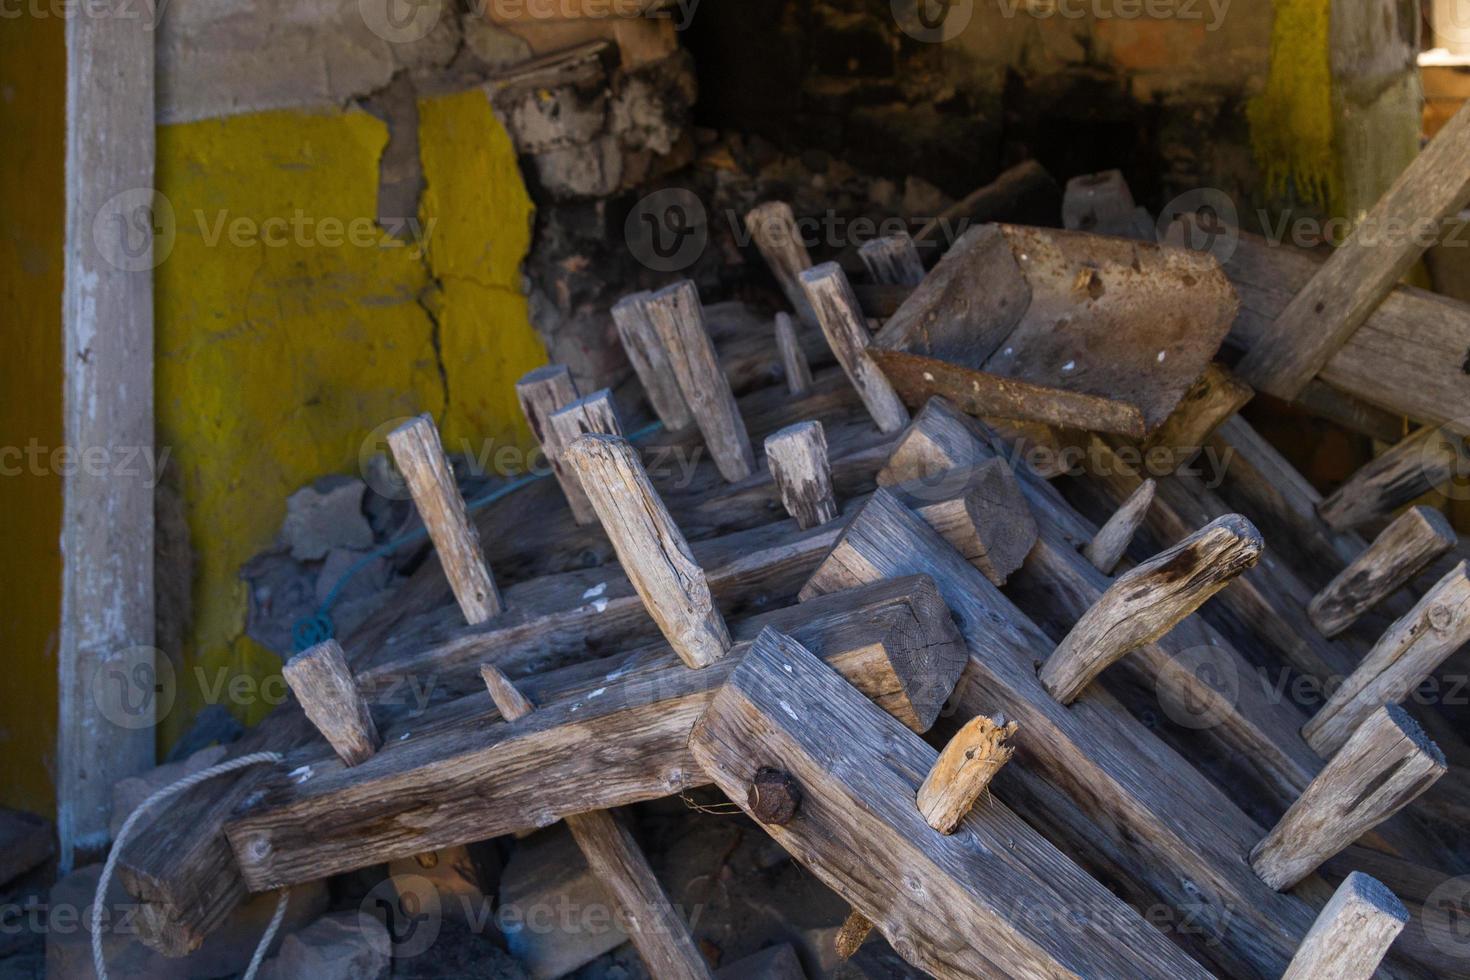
<box><xmin>913</xmin><ymin>159</ymin><xmax>1061</xmax><ymax>243</ymax></box>
<box><xmin>764</xmin><ymin>421</ymin><xmax>837</xmax><ymax>530</ymax></box>
<box><xmin>687</xmin><ymin>627</ymin><xmax>1214</xmax><ymax>980</ymax></box>
<box><xmin>1309</xmin><ymin>506</ymin><xmax>1457</xmax><ymax>638</ymax></box>
<box><xmin>549</xmin><ymin>389</ymin><xmax>625</xmax><ymax>527</ymax></box>
<box><xmin>612</xmin><ymin>292</ymin><xmax>696</xmax><ymax>431</ymax></box>
<box><xmin>798</xmin><ymin>263</ymin><xmax>910</xmax><ymax>434</ymax></box>
<box><xmin>282</xmin><ymin>639</ymin><xmax>380</xmax><ymax>767</ymax></box>
<box><xmin>774</xmin><ymin>312</ymin><xmax>813</xmax><ymax>396</ymax></box>
<box><xmin>1083</xmin><ymin>478</ymin><xmax>1156</xmax><ymax>574</ymax></box>
<box><xmin>858</xmin><ymin>233</ymin><xmax>925</xmax><ymax>287</ymax></box>
<box><xmin>480</xmin><ymin>663</ymin><xmax>535</xmax><ymax>721</ymax></box>
<box><xmin>885</xmin><ymin>460</ymin><xmax>1038</xmax><ymax>586</ymax></box>
<box><xmin>1253</xmin><ymin>705</ymin><xmax>1447</xmax><ymax>890</ymax></box>
<box><xmin>516</xmin><ymin>365</ymin><xmax>594</xmax><ymax>524</ymax></box>
<box><xmin>745</xmin><ymin>201</ymin><xmax>817</xmax><ymax>325</ymax></box>
<box><xmin>916</xmin><ymin>713</ymin><xmax>1016</xmax><ymax>835</ymax></box>
<box><xmin>1282</xmin><ymin>872</ymin><xmax>1409</xmax><ymax>980</ymax></box>
<box><xmin>1318</xmin><ymin>427</ymin><xmax>1470</xmax><ymax>532</ymax></box>
<box><xmin>1141</xmin><ymin>363</ymin><xmax>1253</xmax><ymax>469</ymax></box>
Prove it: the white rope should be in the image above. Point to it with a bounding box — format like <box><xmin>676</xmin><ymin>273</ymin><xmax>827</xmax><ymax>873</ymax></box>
<box><xmin>92</xmin><ymin>751</ymin><xmax>287</xmax><ymax>980</ymax></box>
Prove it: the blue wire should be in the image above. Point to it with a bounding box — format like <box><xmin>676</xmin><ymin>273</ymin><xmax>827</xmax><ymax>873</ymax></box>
<box><xmin>292</xmin><ymin>421</ymin><xmax>665</xmax><ymax>652</ymax></box>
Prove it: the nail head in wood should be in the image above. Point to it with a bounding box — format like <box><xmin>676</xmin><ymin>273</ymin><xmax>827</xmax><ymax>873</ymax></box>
<box><xmin>1280</xmin><ymin>872</ymin><xmax>1408</xmax><ymax>980</ymax></box>
<box><xmin>917</xmin><ymin>713</ymin><xmax>1017</xmax><ymax>835</ymax></box>
<box><xmin>798</xmin><ymin>262</ymin><xmax>910</xmax><ymax>434</ymax></box>
<box><xmin>747</xmin><ymin>767</ymin><xmax>802</xmax><ymax>825</ymax></box>
<box><xmin>764</xmin><ymin>421</ymin><xmax>837</xmax><ymax>530</ymax></box>
<box><xmin>283</xmin><ymin>639</ymin><xmax>380</xmax><ymax>767</ymax></box>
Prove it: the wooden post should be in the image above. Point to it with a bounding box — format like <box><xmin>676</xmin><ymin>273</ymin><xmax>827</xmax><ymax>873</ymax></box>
<box><xmin>282</xmin><ymin>640</ymin><xmax>380</xmax><ymax>767</ymax></box>
<box><xmin>916</xmin><ymin>713</ymin><xmax>1017</xmax><ymax>834</ymax></box>
<box><xmin>1083</xmin><ymin>478</ymin><xmax>1156</xmax><ymax>574</ymax></box>
<box><xmin>1281</xmin><ymin>872</ymin><xmax>1409</xmax><ymax>980</ymax></box>
<box><xmin>642</xmin><ymin>281</ymin><xmax>755</xmax><ymax>483</ymax></box>
<box><xmin>387</xmin><ymin>415</ymin><xmax>503</xmax><ymax>624</ymax></box>
<box><xmin>1252</xmin><ymin>705</ymin><xmax>1446</xmax><ymax>890</ymax></box>
<box><xmin>564</xmin><ymin>434</ymin><xmax>731</xmax><ymax>668</ymax></box>
<box><xmin>611</xmin><ymin>292</ymin><xmax>695</xmax><ymax>432</ymax></box>
<box><xmin>1317</xmin><ymin>426</ymin><xmax>1469</xmax><ymax>531</ymax></box>
<box><xmin>859</xmin><ymin>233</ymin><xmax>925</xmax><ymax>287</ymax></box>
<box><xmin>1236</xmin><ymin>101</ymin><xmax>1470</xmax><ymax>399</ymax></box>
<box><xmin>798</xmin><ymin>263</ymin><xmax>910</xmax><ymax>434</ymax></box>
<box><xmin>1039</xmin><ymin>514</ymin><xmax>1264</xmax><ymax>705</ymax></box>
<box><xmin>834</xmin><ymin>911</ymin><xmax>875</xmax><ymax>960</ymax></box>
<box><xmin>885</xmin><ymin>460</ymin><xmax>1038</xmax><ymax>586</ymax></box>
<box><xmin>1308</xmin><ymin>506</ymin><xmax>1457</xmax><ymax>637</ymax></box>
<box><xmin>548</xmin><ymin>389</ymin><xmax>623</xmax><ymax>526</ymax></box>
<box><xmin>763</xmin><ymin>421</ymin><xmax>837</xmax><ymax>530</ymax></box>
<box><xmin>516</xmin><ymin>365</ymin><xmax>595</xmax><ymax>525</ymax></box>
<box><xmin>774</xmin><ymin>312</ymin><xmax>813</xmax><ymax>396</ymax></box>
<box><xmin>745</xmin><ymin>201</ymin><xmax>817</xmax><ymax>325</ymax></box>
<box><xmin>1304</xmin><ymin>560</ymin><xmax>1470</xmax><ymax>756</ymax></box>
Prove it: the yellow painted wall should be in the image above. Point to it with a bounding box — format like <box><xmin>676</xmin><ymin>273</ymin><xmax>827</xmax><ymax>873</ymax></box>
<box><xmin>156</xmin><ymin>91</ymin><xmax>544</xmax><ymax>736</ymax></box>
<box><xmin>0</xmin><ymin>11</ymin><xmax>65</xmax><ymax>816</ymax></box>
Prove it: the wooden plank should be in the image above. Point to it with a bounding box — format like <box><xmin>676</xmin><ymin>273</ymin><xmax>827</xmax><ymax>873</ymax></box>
<box><xmin>612</xmin><ymin>292</ymin><xmax>695</xmax><ymax>431</ymax></box>
<box><xmin>388</xmin><ymin>415</ymin><xmax>503</xmax><ymax>624</ymax></box>
<box><xmin>1236</xmin><ymin>101</ymin><xmax>1470</xmax><ymax>398</ymax></box>
<box><xmin>763</xmin><ymin>421</ymin><xmax>837</xmax><ymax>530</ymax></box>
<box><xmin>224</xmin><ymin>576</ymin><xmax>968</xmax><ymax>890</ymax></box>
<box><xmin>687</xmin><ymin>627</ymin><xmax>1214</xmax><ymax>980</ymax></box>
<box><xmin>1318</xmin><ymin>427</ymin><xmax>1469</xmax><ymax>532</ymax></box>
<box><xmin>282</xmin><ymin>639</ymin><xmax>380</xmax><ymax>767</ymax></box>
<box><xmin>773</xmin><ymin>312</ymin><xmax>813</xmax><ymax>396</ymax></box>
<box><xmin>1309</xmin><ymin>506</ymin><xmax>1457</xmax><ymax>637</ymax></box>
<box><xmin>564</xmin><ymin>434</ymin><xmax>731</xmax><ymax>669</ymax></box>
<box><xmin>58</xmin><ymin>0</ymin><xmax>156</xmax><ymax>864</ymax></box>
<box><xmin>745</xmin><ymin>201</ymin><xmax>817</xmax><ymax>326</ymax></box>
<box><xmin>516</xmin><ymin>365</ymin><xmax>593</xmax><ymax>524</ymax></box>
<box><xmin>1083</xmin><ymin>477</ymin><xmax>1156</xmax><ymax>574</ymax></box>
<box><xmin>1282</xmin><ymin>872</ymin><xmax>1409</xmax><ymax>980</ymax></box>
<box><xmin>798</xmin><ymin>263</ymin><xmax>910</xmax><ymax>434</ymax></box>
<box><xmin>1253</xmin><ymin>706</ymin><xmax>1447</xmax><ymax>890</ymax></box>
<box><xmin>858</xmin><ymin>233</ymin><xmax>925</xmax><ymax>287</ymax></box>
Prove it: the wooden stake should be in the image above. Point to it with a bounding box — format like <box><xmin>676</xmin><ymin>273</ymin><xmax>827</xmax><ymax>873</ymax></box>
<box><xmin>1281</xmin><ymin>872</ymin><xmax>1408</xmax><ymax>980</ymax></box>
<box><xmin>1236</xmin><ymin>101</ymin><xmax>1470</xmax><ymax>399</ymax></box>
<box><xmin>612</xmin><ymin>292</ymin><xmax>695</xmax><ymax>432</ymax></box>
<box><xmin>1141</xmin><ymin>363</ymin><xmax>1253</xmax><ymax>470</ymax></box>
<box><xmin>282</xmin><ymin>639</ymin><xmax>380</xmax><ymax>767</ymax></box>
<box><xmin>548</xmin><ymin>389</ymin><xmax>624</xmax><ymax>526</ymax></box>
<box><xmin>798</xmin><ymin>262</ymin><xmax>910</xmax><ymax>434</ymax></box>
<box><xmin>858</xmin><ymin>233</ymin><xmax>925</xmax><ymax>287</ymax></box>
<box><xmin>1083</xmin><ymin>478</ymin><xmax>1156</xmax><ymax>574</ymax></box>
<box><xmin>834</xmin><ymin>910</ymin><xmax>874</xmax><ymax>960</ymax></box>
<box><xmin>1039</xmin><ymin>514</ymin><xmax>1264</xmax><ymax>704</ymax></box>
<box><xmin>643</xmin><ymin>281</ymin><xmax>755</xmax><ymax>483</ymax></box>
<box><xmin>1304</xmin><ymin>560</ymin><xmax>1470</xmax><ymax>756</ymax></box>
<box><xmin>774</xmin><ymin>312</ymin><xmax>812</xmax><ymax>396</ymax></box>
<box><xmin>564</xmin><ymin>434</ymin><xmax>731</xmax><ymax>668</ymax></box>
<box><xmin>763</xmin><ymin>421</ymin><xmax>837</xmax><ymax>530</ymax></box>
<box><xmin>387</xmin><ymin>414</ymin><xmax>503</xmax><ymax>624</ymax></box>
<box><xmin>1252</xmin><ymin>704</ymin><xmax>1446</xmax><ymax>890</ymax></box>
<box><xmin>480</xmin><ymin>663</ymin><xmax>534</xmax><ymax>722</ymax></box>
<box><xmin>516</xmin><ymin>365</ymin><xmax>594</xmax><ymax>524</ymax></box>
<box><xmin>916</xmin><ymin>713</ymin><xmax>1017</xmax><ymax>834</ymax></box>
<box><xmin>1317</xmin><ymin>425</ymin><xmax>1469</xmax><ymax>531</ymax></box>
<box><xmin>1308</xmin><ymin>506</ymin><xmax>1457</xmax><ymax>637</ymax></box>
<box><xmin>885</xmin><ymin>460</ymin><xmax>1038</xmax><ymax>586</ymax></box>
<box><xmin>745</xmin><ymin>201</ymin><xmax>817</xmax><ymax>325</ymax></box>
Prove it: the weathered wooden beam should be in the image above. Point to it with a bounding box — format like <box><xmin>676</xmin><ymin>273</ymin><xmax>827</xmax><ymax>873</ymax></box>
<box><xmin>1140</xmin><ymin>363</ymin><xmax>1253</xmax><ymax>469</ymax></box>
<box><xmin>1309</xmin><ymin>506</ymin><xmax>1457</xmax><ymax>638</ymax></box>
<box><xmin>282</xmin><ymin>640</ymin><xmax>380</xmax><ymax>767</ymax></box>
<box><xmin>1282</xmin><ymin>872</ymin><xmax>1409</xmax><ymax>980</ymax></box>
<box><xmin>643</xmin><ymin>281</ymin><xmax>756</xmax><ymax>482</ymax></box>
<box><xmin>1253</xmin><ymin>705</ymin><xmax>1447</xmax><ymax>890</ymax></box>
<box><xmin>687</xmin><ymin>627</ymin><xmax>1213</xmax><ymax>980</ymax></box>
<box><xmin>884</xmin><ymin>460</ymin><xmax>1038</xmax><ymax>586</ymax></box>
<box><xmin>858</xmin><ymin>233</ymin><xmax>925</xmax><ymax>287</ymax></box>
<box><xmin>612</xmin><ymin>292</ymin><xmax>695</xmax><ymax>432</ymax></box>
<box><xmin>1305</xmin><ymin>561</ymin><xmax>1470</xmax><ymax>757</ymax></box>
<box><xmin>798</xmin><ymin>263</ymin><xmax>910</xmax><ymax>434</ymax></box>
<box><xmin>224</xmin><ymin>576</ymin><xmax>968</xmax><ymax>889</ymax></box>
<box><xmin>1236</xmin><ymin>101</ymin><xmax>1470</xmax><ymax>399</ymax></box>
<box><xmin>1318</xmin><ymin>426</ymin><xmax>1469</xmax><ymax>532</ymax></box>
<box><xmin>773</xmin><ymin>312</ymin><xmax>813</xmax><ymax>396</ymax></box>
<box><xmin>564</xmin><ymin>434</ymin><xmax>731</xmax><ymax>669</ymax></box>
<box><xmin>916</xmin><ymin>713</ymin><xmax>1016</xmax><ymax>834</ymax></box>
<box><xmin>388</xmin><ymin>414</ymin><xmax>503</xmax><ymax>624</ymax></box>
<box><xmin>1039</xmin><ymin>514</ymin><xmax>1263</xmax><ymax>705</ymax></box>
<box><xmin>1083</xmin><ymin>477</ymin><xmax>1156</xmax><ymax>574</ymax></box>
<box><xmin>516</xmin><ymin>365</ymin><xmax>594</xmax><ymax>524</ymax></box>
<box><xmin>745</xmin><ymin>201</ymin><xmax>817</xmax><ymax>325</ymax></box>
<box><xmin>764</xmin><ymin>421</ymin><xmax>837</xmax><ymax>530</ymax></box>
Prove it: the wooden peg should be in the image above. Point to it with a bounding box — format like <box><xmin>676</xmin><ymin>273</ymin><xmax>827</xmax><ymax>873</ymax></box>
<box><xmin>515</xmin><ymin>366</ymin><xmax>592</xmax><ymax>523</ymax></box>
<box><xmin>1317</xmin><ymin>426</ymin><xmax>1469</xmax><ymax>531</ymax></box>
<box><xmin>885</xmin><ymin>459</ymin><xmax>1038</xmax><ymax>586</ymax></box>
<box><xmin>480</xmin><ymin>663</ymin><xmax>534</xmax><ymax>722</ymax></box>
<box><xmin>564</xmin><ymin>434</ymin><xmax>732</xmax><ymax>668</ymax></box>
<box><xmin>774</xmin><ymin>312</ymin><xmax>813</xmax><ymax>396</ymax></box>
<box><xmin>764</xmin><ymin>421</ymin><xmax>837</xmax><ymax>530</ymax></box>
<box><xmin>745</xmin><ymin>201</ymin><xmax>817</xmax><ymax>325</ymax></box>
<box><xmin>1141</xmin><ymin>364</ymin><xmax>1253</xmax><ymax>471</ymax></box>
<box><xmin>859</xmin><ymin>233</ymin><xmax>925</xmax><ymax>287</ymax></box>
<box><xmin>1083</xmin><ymin>478</ymin><xmax>1156</xmax><ymax>574</ymax></box>
<box><xmin>611</xmin><ymin>292</ymin><xmax>695</xmax><ymax>432</ymax></box>
<box><xmin>916</xmin><ymin>713</ymin><xmax>1017</xmax><ymax>835</ymax></box>
<box><xmin>283</xmin><ymin>639</ymin><xmax>380</xmax><ymax>767</ymax></box>
<box><xmin>798</xmin><ymin>262</ymin><xmax>910</xmax><ymax>434</ymax></box>
<box><xmin>1308</xmin><ymin>506</ymin><xmax>1457</xmax><ymax>638</ymax></box>
<box><xmin>1252</xmin><ymin>704</ymin><xmax>1446</xmax><ymax>891</ymax></box>
<box><xmin>1281</xmin><ymin>872</ymin><xmax>1408</xmax><ymax>980</ymax></box>
<box><xmin>387</xmin><ymin>414</ymin><xmax>503</xmax><ymax>624</ymax></box>
<box><xmin>549</xmin><ymin>390</ymin><xmax>625</xmax><ymax>527</ymax></box>
<box><xmin>1304</xmin><ymin>560</ymin><xmax>1470</xmax><ymax>756</ymax></box>
<box><xmin>834</xmin><ymin>910</ymin><xmax>875</xmax><ymax>960</ymax></box>
<box><xmin>642</xmin><ymin>281</ymin><xmax>756</xmax><ymax>483</ymax></box>
<box><xmin>1040</xmin><ymin>514</ymin><xmax>1263</xmax><ymax>704</ymax></box>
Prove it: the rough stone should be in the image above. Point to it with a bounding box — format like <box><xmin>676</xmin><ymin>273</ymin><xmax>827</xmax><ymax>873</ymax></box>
<box><xmin>257</xmin><ymin>912</ymin><xmax>391</xmax><ymax>980</ymax></box>
<box><xmin>499</xmin><ymin>827</ymin><xmax>629</xmax><ymax>979</ymax></box>
<box><xmin>280</xmin><ymin>477</ymin><xmax>374</xmax><ymax>562</ymax></box>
